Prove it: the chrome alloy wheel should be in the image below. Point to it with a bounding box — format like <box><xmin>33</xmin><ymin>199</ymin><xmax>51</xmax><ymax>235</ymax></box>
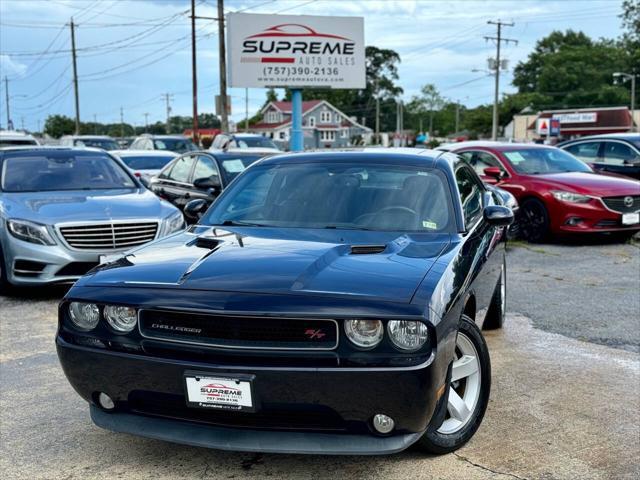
<box><xmin>437</xmin><ymin>332</ymin><xmax>482</xmax><ymax>434</ymax></box>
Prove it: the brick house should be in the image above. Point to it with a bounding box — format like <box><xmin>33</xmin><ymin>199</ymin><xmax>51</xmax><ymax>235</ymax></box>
<box><xmin>251</xmin><ymin>100</ymin><xmax>372</xmax><ymax>149</ymax></box>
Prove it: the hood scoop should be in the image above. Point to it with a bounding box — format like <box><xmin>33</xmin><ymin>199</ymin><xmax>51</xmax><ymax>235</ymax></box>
<box><xmin>350</xmin><ymin>244</ymin><xmax>387</xmax><ymax>255</ymax></box>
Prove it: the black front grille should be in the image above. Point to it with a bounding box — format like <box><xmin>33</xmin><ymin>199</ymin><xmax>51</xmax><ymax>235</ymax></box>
<box><xmin>128</xmin><ymin>391</ymin><xmax>347</xmax><ymax>432</ymax></box>
<box><xmin>602</xmin><ymin>195</ymin><xmax>640</xmax><ymax>213</ymax></box>
<box><xmin>139</xmin><ymin>310</ymin><xmax>338</xmax><ymax>350</ymax></box>
<box><xmin>595</xmin><ymin>219</ymin><xmax>619</xmax><ymax>228</ymax></box>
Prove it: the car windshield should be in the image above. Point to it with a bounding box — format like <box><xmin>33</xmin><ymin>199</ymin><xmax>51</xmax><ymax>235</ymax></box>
<box><xmin>1</xmin><ymin>152</ymin><xmax>136</xmax><ymax>192</ymax></box>
<box><xmin>153</xmin><ymin>138</ymin><xmax>197</xmax><ymax>153</ymax></box>
<box><xmin>503</xmin><ymin>148</ymin><xmax>592</xmax><ymax>174</ymax></box>
<box><xmin>74</xmin><ymin>138</ymin><xmax>119</xmax><ymax>150</ymax></box>
<box><xmin>236</xmin><ymin>136</ymin><xmax>278</xmax><ymax>149</ymax></box>
<box><xmin>202</xmin><ymin>161</ymin><xmax>454</xmax><ymax>232</ymax></box>
<box><xmin>218</xmin><ymin>155</ymin><xmax>263</xmax><ymax>183</ymax></box>
<box><xmin>120</xmin><ymin>155</ymin><xmax>175</xmax><ymax>170</ymax></box>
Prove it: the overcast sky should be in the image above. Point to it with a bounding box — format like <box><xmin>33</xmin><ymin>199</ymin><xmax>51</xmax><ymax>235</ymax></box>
<box><xmin>0</xmin><ymin>0</ymin><xmax>625</xmax><ymax>131</ymax></box>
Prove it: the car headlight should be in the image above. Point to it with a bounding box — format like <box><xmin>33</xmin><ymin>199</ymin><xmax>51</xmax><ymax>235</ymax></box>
<box><xmin>104</xmin><ymin>305</ymin><xmax>138</xmax><ymax>333</ymax></box>
<box><xmin>163</xmin><ymin>211</ymin><xmax>185</xmax><ymax>235</ymax></box>
<box><xmin>68</xmin><ymin>302</ymin><xmax>100</xmax><ymax>331</ymax></box>
<box><xmin>7</xmin><ymin>219</ymin><xmax>56</xmax><ymax>245</ymax></box>
<box><xmin>387</xmin><ymin>320</ymin><xmax>429</xmax><ymax>351</ymax></box>
<box><xmin>344</xmin><ymin>319</ymin><xmax>383</xmax><ymax>349</ymax></box>
<box><xmin>551</xmin><ymin>191</ymin><xmax>591</xmax><ymax>204</ymax></box>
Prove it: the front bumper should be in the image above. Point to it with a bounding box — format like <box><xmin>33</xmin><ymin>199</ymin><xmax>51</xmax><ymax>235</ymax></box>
<box><xmin>550</xmin><ymin>199</ymin><xmax>640</xmax><ymax>234</ymax></box>
<box><xmin>1</xmin><ymin>233</ymin><xmax>101</xmax><ymax>286</ymax></box>
<box><xmin>57</xmin><ymin>337</ymin><xmax>445</xmax><ymax>455</ymax></box>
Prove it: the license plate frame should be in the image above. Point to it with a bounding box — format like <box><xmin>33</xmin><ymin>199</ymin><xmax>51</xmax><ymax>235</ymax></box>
<box><xmin>622</xmin><ymin>212</ymin><xmax>640</xmax><ymax>225</ymax></box>
<box><xmin>183</xmin><ymin>371</ymin><xmax>256</xmax><ymax>412</ymax></box>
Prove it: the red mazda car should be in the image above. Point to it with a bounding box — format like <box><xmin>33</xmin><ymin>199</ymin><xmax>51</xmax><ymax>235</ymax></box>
<box><xmin>442</xmin><ymin>142</ymin><xmax>640</xmax><ymax>241</ymax></box>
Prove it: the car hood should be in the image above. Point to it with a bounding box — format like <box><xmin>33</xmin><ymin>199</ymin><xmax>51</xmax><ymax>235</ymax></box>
<box><xmin>534</xmin><ymin>172</ymin><xmax>640</xmax><ymax>197</ymax></box>
<box><xmin>2</xmin><ymin>188</ymin><xmax>175</xmax><ymax>224</ymax></box>
<box><xmin>79</xmin><ymin>227</ymin><xmax>451</xmax><ymax>303</ymax></box>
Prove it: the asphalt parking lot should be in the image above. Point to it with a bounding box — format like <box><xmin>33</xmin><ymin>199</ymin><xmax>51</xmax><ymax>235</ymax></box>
<box><xmin>1</xmin><ymin>239</ymin><xmax>639</xmax><ymax>480</ymax></box>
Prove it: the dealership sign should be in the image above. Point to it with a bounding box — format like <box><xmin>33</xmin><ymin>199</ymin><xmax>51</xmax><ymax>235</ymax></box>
<box><xmin>227</xmin><ymin>13</ymin><xmax>365</xmax><ymax>89</ymax></box>
<box><xmin>551</xmin><ymin>112</ymin><xmax>598</xmax><ymax>124</ymax></box>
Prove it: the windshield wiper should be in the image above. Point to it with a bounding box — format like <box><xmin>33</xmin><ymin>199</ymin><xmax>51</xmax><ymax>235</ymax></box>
<box><xmin>218</xmin><ymin>219</ymin><xmax>267</xmax><ymax>227</ymax></box>
<box><xmin>323</xmin><ymin>224</ymin><xmax>373</xmax><ymax>231</ymax></box>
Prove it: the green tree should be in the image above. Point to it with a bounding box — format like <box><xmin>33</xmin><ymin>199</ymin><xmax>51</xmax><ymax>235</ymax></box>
<box><xmin>43</xmin><ymin>115</ymin><xmax>75</xmax><ymax>138</ymax></box>
<box><xmin>511</xmin><ymin>30</ymin><xmax>629</xmax><ymax>109</ymax></box>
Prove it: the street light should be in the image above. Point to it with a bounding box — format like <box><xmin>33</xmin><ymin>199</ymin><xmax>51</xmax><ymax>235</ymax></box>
<box><xmin>613</xmin><ymin>72</ymin><xmax>637</xmax><ymax>132</ymax></box>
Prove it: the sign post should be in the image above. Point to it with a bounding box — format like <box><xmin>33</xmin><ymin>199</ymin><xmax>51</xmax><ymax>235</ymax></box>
<box><xmin>226</xmin><ymin>13</ymin><xmax>365</xmax><ymax>152</ymax></box>
<box><xmin>290</xmin><ymin>89</ymin><xmax>303</xmax><ymax>151</ymax></box>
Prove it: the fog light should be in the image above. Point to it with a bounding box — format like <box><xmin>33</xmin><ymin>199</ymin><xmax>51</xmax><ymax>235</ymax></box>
<box><xmin>98</xmin><ymin>392</ymin><xmax>115</xmax><ymax>410</ymax></box>
<box><xmin>565</xmin><ymin>217</ymin><xmax>583</xmax><ymax>226</ymax></box>
<box><xmin>372</xmin><ymin>414</ymin><xmax>395</xmax><ymax>434</ymax></box>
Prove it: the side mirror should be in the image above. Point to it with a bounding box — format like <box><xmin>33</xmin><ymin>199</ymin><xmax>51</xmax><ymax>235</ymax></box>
<box><xmin>193</xmin><ymin>176</ymin><xmax>221</xmax><ymax>191</ymax></box>
<box><xmin>484</xmin><ymin>167</ymin><xmax>504</xmax><ymax>181</ymax></box>
<box><xmin>483</xmin><ymin>205</ymin><xmax>514</xmax><ymax>227</ymax></box>
<box><xmin>184</xmin><ymin>199</ymin><xmax>209</xmax><ymax>221</ymax></box>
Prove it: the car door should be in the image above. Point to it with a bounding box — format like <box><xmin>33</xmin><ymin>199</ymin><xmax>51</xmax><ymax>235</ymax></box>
<box><xmin>455</xmin><ymin>164</ymin><xmax>503</xmax><ymax>326</ymax></box>
<box><xmin>152</xmin><ymin>154</ymin><xmax>196</xmax><ymax>209</ymax></box>
<box><xmin>189</xmin><ymin>154</ymin><xmax>223</xmax><ymax>206</ymax></box>
<box><xmin>600</xmin><ymin>141</ymin><xmax>640</xmax><ymax>179</ymax></box>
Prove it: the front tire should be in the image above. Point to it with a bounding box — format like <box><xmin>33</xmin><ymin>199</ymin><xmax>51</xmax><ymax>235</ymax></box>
<box><xmin>416</xmin><ymin>315</ymin><xmax>491</xmax><ymax>454</ymax></box>
<box><xmin>519</xmin><ymin>198</ymin><xmax>549</xmax><ymax>243</ymax></box>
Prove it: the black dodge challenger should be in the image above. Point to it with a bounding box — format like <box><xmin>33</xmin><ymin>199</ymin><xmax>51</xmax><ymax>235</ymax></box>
<box><xmin>56</xmin><ymin>149</ymin><xmax>513</xmax><ymax>455</ymax></box>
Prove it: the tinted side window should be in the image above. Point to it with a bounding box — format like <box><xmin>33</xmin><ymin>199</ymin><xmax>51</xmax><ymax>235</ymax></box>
<box><xmin>602</xmin><ymin>142</ymin><xmax>640</xmax><ymax>165</ymax></box>
<box><xmin>192</xmin><ymin>155</ymin><xmax>220</xmax><ymax>182</ymax></box>
<box><xmin>167</xmin><ymin>155</ymin><xmax>194</xmax><ymax>183</ymax></box>
<box><xmin>455</xmin><ymin>166</ymin><xmax>483</xmax><ymax>227</ymax></box>
<box><xmin>564</xmin><ymin>142</ymin><xmax>600</xmax><ymax>162</ymax></box>
<box><xmin>460</xmin><ymin>150</ymin><xmax>505</xmax><ymax>176</ymax></box>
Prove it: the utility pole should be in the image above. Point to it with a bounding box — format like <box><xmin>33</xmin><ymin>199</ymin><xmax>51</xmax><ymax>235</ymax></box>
<box><xmin>485</xmin><ymin>20</ymin><xmax>517</xmax><ymax>141</ymax></box>
<box><xmin>144</xmin><ymin>113</ymin><xmax>149</xmax><ymax>133</ymax></box>
<box><xmin>190</xmin><ymin>0</ymin><xmax>200</xmax><ymax>145</ymax></box>
<box><xmin>455</xmin><ymin>100</ymin><xmax>460</xmax><ymax>133</ymax></box>
<box><xmin>217</xmin><ymin>0</ymin><xmax>229</xmax><ymax>132</ymax></box>
<box><xmin>375</xmin><ymin>78</ymin><xmax>380</xmax><ymax>144</ymax></box>
<box><xmin>120</xmin><ymin>107</ymin><xmax>124</xmax><ymax>138</ymax></box>
<box><xmin>4</xmin><ymin>76</ymin><xmax>10</xmax><ymax>129</ymax></box>
<box><xmin>245</xmin><ymin>88</ymin><xmax>249</xmax><ymax>132</ymax></box>
<box><xmin>163</xmin><ymin>93</ymin><xmax>173</xmax><ymax>133</ymax></box>
<box><xmin>70</xmin><ymin>18</ymin><xmax>81</xmax><ymax>135</ymax></box>
<box><xmin>21</xmin><ymin>117</ymin><xmax>25</xmax><ymax>131</ymax></box>
<box><xmin>93</xmin><ymin>114</ymin><xmax>97</xmax><ymax>134</ymax></box>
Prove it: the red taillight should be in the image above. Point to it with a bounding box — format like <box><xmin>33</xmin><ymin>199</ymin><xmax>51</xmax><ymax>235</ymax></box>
<box><xmin>134</xmin><ymin>172</ymin><xmax>141</xmax><ymax>177</ymax></box>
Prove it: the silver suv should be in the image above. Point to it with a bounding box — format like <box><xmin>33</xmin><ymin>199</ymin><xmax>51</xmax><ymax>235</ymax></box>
<box><xmin>0</xmin><ymin>147</ymin><xmax>184</xmax><ymax>289</ymax></box>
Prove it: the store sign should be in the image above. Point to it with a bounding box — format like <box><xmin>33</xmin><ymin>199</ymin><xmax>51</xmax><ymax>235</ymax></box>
<box><xmin>552</xmin><ymin>112</ymin><xmax>598</xmax><ymax>124</ymax></box>
<box><xmin>227</xmin><ymin>13</ymin><xmax>365</xmax><ymax>89</ymax></box>
<box><xmin>536</xmin><ymin>118</ymin><xmax>550</xmax><ymax>135</ymax></box>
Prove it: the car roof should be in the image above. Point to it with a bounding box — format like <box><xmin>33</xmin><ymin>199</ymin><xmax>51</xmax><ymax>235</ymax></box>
<box><xmin>558</xmin><ymin>133</ymin><xmax>640</xmax><ymax>144</ymax></box>
<box><xmin>443</xmin><ymin>141</ymin><xmax>555</xmax><ymax>152</ymax></box>
<box><xmin>0</xmin><ymin>146</ymin><xmax>108</xmax><ymax>155</ymax></box>
<box><xmin>0</xmin><ymin>130</ymin><xmax>37</xmax><ymax>140</ymax></box>
<box><xmin>137</xmin><ymin>134</ymin><xmax>188</xmax><ymax>139</ymax></box>
<box><xmin>63</xmin><ymin>135</ymin><xmax>115</xmax><ymax>139</ymax></box>
<box><xmin>232</xmin><ymin>133</ymin><xmax>264</xmax><ymax>138</ymax></box>
<box><xmin>256</xmin><ymin>149</ymin><xmax>451</xmax><ymax>170</ymax></box>
<box><xmin>112</xmin><ymin>149</ymin><xmax>177</xmax><ymax>157</ymax></box>
<box><xmin>437</xmin><ymin>140</ymin><xmax>504</xmax><ymax>151</ymax></box>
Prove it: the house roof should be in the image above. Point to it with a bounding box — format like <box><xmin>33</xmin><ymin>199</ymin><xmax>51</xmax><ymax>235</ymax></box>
<box><xmin>269</xmin><ymin>100</ymin><xmax>323</xmax><ymax>113</ymax></box>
